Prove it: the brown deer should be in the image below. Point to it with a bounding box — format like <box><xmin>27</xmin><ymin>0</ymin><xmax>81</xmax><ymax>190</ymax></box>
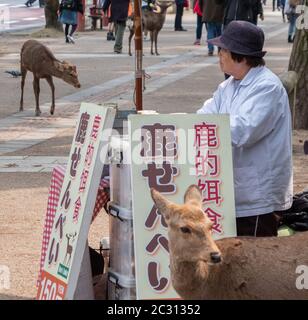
<box><xmin>20</xmin><ymin>40</ymin><xmax>81</xmax><ymax>116</ymax></box>
<box><xmin>151</xmin><ymin>185</ymin><xmax>308</xmax><ymax>300</ymax></box>
<box><xmin>128</xmin><ymin>1</ymin><xmax>174</xmax><ymax>56</ymax></box>
<box><xmin>63</xmin><ymin>232</ymin><xmax>77</xmax><ymax>267</ymax></box>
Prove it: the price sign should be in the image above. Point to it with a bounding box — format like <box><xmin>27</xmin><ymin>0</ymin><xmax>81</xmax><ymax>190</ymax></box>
<box><xmin>37</xmin><ymin>271</ymin><xmax>67</xmax><ymax>300</ymax></box>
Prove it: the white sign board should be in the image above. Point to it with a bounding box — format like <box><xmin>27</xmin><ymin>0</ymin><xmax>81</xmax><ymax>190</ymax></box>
<box><xmin>37</xmin><ymin>103</ymin><xmax>115</xmax><ymax>300</ymax></box>
<box><xmin>129</xmin><ymin>114</ymin><xmax>236</xmax><ymax>300</ymax></box>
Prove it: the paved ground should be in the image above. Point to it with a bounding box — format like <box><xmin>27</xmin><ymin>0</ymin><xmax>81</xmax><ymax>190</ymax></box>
<box><xmin>0</xmin><ymin>0</ymin><xmax>45</xmax><ymax>32</ymax></box>
<box><xmin>0</xmin><ymin>5</ymin><xmax>307</xmax><ymax>299</ymax></box>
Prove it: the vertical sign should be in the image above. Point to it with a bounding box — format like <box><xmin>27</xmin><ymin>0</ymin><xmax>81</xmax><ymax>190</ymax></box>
<box><xmin>37</xmin><ymin>103</ymin><xmax>115</xmax><ymax>300</ymax></box>
<box><xmin>129</xmin><ymin>114</ymin><xmax>236</xmax><ymax>300</ymax></box>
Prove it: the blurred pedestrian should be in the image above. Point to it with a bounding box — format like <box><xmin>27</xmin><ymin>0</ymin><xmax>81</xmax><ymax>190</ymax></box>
<box><xmin>281</xmin><ymin>0</ymin><xmax>286</xmax><ymax>22</ymax></box>
<box><xmin>175</xmin><ymin>0</ymin><xmax>187</xmax><ymax>31</ymax></box>
<box><xmin>284</xmin><ymin>0</ymin><xmax>300</xmax><ymax>43</ymax></box>
<box><xmin>59</xmin><ymin>0</ymin><xmax>84</xmax><ymax>44</ymax></box>
<box><xmin>25</xmin><ymin>0</ymin><xmax>37</xmax><ymax>7</ymax></box>
<box><xmin>193</xmin><ymin>0</ymin><xmax>206</xmax><ymax>45</ymax></box>
<box><xmin>216</xmin><ymin>0</ymin><xmax>255</xmax><ymax>27</ymax></box>
<box><xmin>200</xmin><ymin>0</ymin><xmax>224</xmax><ymax>55</ymax></box>
<box><xmin>252</xmin><ymin>0</ymin><xmax>264</xmax><ymax>25</ymax></box>
<box><xmin>103</xmin><ymin>0</ymin><xmax>130</xmax><ymax>54</ymax></box>
<box><xmin>273</xmin><ymin>0</ymin><xmax>282</xmax><ymax>11</ymax></box>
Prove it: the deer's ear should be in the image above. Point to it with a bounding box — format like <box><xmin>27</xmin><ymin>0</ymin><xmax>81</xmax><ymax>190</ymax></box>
<box><xmin>184</xmin><ymin>185</ymin><xmax>202</xmax><ymax>208</ymax></box>
<box><xmin>153</xmin><ymin>6</ymin><xmax>161</xmax><ymax>13</ymax></box>
<box><xmin>151</xmin><ymin>188</ymin><xmax>172</xmax><ymax>222</ymax></box>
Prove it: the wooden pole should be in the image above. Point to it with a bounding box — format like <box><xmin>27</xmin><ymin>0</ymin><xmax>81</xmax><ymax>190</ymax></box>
<box><xmin>134</xmin><ymin>0</ymin><xmax>143</xmax><ymax>111</ymax></box>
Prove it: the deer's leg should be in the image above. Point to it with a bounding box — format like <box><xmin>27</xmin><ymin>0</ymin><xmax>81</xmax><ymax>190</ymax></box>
<box><xmin>128</xmin><ymin>28</ymin><xmax>134</xmax><ymax>56</ymax></box>
<box><xmin>46</xmin><ymin>76</ymin><xmax>55</xmax><ymax>115</ymax></box>
<box><xmin>33</xmin><ymin>76</ymin><xmax>41</xmax><ymax>116</ymax></box>
<box><xmin>150</xmin><ymin>31</ymin><xmax>154</xmax><ymax>55</ymax></box>
<box><xmin>154</xmin><ymin>31</ymin><xmax>159</xmax><ymax>56</ymax></box>
<box><xmin>20</xmin><ymin>67</ymin><xmax>27</xmax><ymax>112</ymax></box>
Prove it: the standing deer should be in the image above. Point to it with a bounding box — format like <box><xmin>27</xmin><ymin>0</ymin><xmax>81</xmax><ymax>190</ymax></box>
<box><xmin>20</xmin><ymin>40</ymin><xmax>81</xmax><ymax>116</ymax></box>
<box><xmin>63</xmin><ymin>232</ymin><xmax>77</xmax><ymax>267</ymax></box>
<box><xmin>128</xmin><ymin>1</ymin><xmax>174</xmax><ymax>56</ymax></box>
<box><xmin>151</xmin><ymin>185</ymin><xmax>308</xmax><ymax>300</ymax></box>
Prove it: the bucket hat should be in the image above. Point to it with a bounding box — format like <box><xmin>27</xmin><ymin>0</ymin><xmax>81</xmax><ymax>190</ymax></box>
<box><xmin>208</xmin><ymin>20</ymin><xmax>267</xmax><ymax>57</ymax></box>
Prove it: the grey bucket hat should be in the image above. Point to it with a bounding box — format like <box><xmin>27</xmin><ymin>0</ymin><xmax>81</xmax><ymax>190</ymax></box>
<box><xmin>208</xmin><ymin>20</ymin><xmax>267</xmax><ymax>57</ymax></box>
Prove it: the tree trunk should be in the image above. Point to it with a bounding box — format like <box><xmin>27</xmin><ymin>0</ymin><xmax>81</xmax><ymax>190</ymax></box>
<box><xmin>44</xmin><ymin>0</ymin><xmax>62</xmax><ymax>30</ymax></box>
<box><xmin>288</xmin><ymin>1</ymin><xmax>308</xmax><ymax>129</ymax></box>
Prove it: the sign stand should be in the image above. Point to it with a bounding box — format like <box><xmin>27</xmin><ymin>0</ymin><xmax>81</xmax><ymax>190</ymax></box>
<box><xmin>73</xmin><ymin>242</ymin><xmax>94</xmax><ymax>300</ymax></box>
<box><xmin>37</xmin><ymin>103</ymin><xmax>115</xmax><ymax>300</ymax></box>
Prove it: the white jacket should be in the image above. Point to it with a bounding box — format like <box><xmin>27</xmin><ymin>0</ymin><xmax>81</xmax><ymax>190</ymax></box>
<box><xmin>197</xmin><ymin>66</ymin><xmax>293</xmax><ymax>217</ymax></box>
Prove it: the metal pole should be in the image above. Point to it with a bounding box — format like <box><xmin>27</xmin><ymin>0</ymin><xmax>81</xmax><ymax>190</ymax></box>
<box><xmin>134</xmin><ymin>0</ymin><xmax>143</xmax><ymax>111</ymax></box>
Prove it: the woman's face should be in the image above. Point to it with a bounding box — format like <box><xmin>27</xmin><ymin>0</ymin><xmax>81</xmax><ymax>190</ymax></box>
<box><xmin>218</xmin><ymin>48</ymin><xmax>236</xmax><ymax>75</ymax></box>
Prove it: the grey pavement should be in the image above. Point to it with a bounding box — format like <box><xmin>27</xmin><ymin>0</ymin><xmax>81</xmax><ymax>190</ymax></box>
<box><xmin>0</xmin><ymin>6</ymin><xmax>293</xmax><ymax>169</ymax></box>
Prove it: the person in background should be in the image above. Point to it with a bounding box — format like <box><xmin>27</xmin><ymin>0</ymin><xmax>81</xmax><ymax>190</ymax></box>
<box><xmin>280</xmin><ymin>0</ymin><xmax>286</xmax><ymax>22</ymax></box>
<box><xmin>200</xmin><ymin>0</ymin><xmax>224</xmax><ymax>55</ymax></box>
<box><xmin>106</xmin><ymin>21</ymin><xmax>115</xmax><ymax>41</ymax></box>
<box><xmin>101</xmin><ymin>0</ymin><xmax>115</xmax><ymax>41</ymax></box>
<box><xmin>193</xmin><ymin>0</ymin><xmax>206</xmax><ymax>45</ymax></box>
<box><xmin>252</xmin><ymin>0</ymin><xmax>264</xmax><ymax>25</ymax></box>
<box><xmin>216</xmin><ymin>0</ymin><xmax>255</xmax><ymax>27</ymax></box>
<box><xmin>103</xmin><ymin>0</ymin><xmax>130</xmax><ymax>54</ymax></box>
<box><xmin>197</xmin><ymin>21</ymin><xmax>293</xmax><ymax>237</ymax></box>
<box><xmin>284</xmin><ymin>0</ymin><xmax>300</xmax><ymax>43</ymax></box>
<box><xmin>25</xmin><ymin>0</ymin><xmax>37</xmax><ymax>7</ymax></box>
<box><xmin>273</xmin><ymin>0</ymin><xmax>282</xmax><ymax>11</ymax></box>
<box><xmin>175</xmin><ymin>0</ymin><xmax>187</xmax><ymax>31</ymax></box>
<box><xmin>59</xmin><ymin>0</ymin><xmax>84</xmax><ymax>44</ymax></box>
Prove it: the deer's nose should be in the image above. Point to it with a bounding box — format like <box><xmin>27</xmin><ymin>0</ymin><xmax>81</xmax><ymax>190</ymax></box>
<box><xmin>210</xmin><ymin>252</ymin><xmax>221</xmax><ymax>264</ymax></box>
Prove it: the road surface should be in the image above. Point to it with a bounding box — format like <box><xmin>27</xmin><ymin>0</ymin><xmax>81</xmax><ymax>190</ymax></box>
<box><xmin>0</xmin><ymin>0</ymin><xmax>45</xmax><ymax>32</ymax></box>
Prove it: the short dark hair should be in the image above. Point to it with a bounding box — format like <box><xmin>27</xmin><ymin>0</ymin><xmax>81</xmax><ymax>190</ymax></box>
<box><xmin>230</xmin><ymin>52</ymin><xmax>265</xmax><ymax>67</ymax></box>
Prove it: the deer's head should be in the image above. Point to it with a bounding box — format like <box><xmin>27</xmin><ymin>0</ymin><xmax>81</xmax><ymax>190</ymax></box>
<box><xmin>153</xmin><ymin>0</ymin><xmax>175</xmax><ymax>13</ymax></box>
<box><xmin>151</xmin><ymin>185</ymin><xmax>222</xmax><ymax>265</ymax></box>
<box><xmin>58</xmin><ymin>61</ymin><xmax>81</xmax><ymax>88</ymax></box>
<box><xmin>66</xmin><ymin>232</ymin><xmax>77</xmax><ymax>240</ymax></box>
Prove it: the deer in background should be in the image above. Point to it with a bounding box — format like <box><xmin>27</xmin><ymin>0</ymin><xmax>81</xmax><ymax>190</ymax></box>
<box><xmin>128</xmin><ymin>0</ymin><xmax>174</xmax><ymax>56</ymax></box>
<box><xmin>151</xmin><ymin>185</ymin><xmax>308</xmax><ymax>300</ymax></box>
<box><xmin>20</xmin><ymin>40</ymin><xmax>81</xmax><ymax>116</ymax></box>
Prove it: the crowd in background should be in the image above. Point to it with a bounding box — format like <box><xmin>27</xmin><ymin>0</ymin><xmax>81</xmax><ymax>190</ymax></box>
<box><xmin>53</xmin><ymin>0</ymin><xmax>301</xmax><ymax>52</ymax></box>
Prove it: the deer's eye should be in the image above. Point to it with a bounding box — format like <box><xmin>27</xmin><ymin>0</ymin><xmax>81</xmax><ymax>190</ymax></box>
<box><xmin>180</xmin><ymin>226</ymin><xmax>191</xmax><ymax>234</ymax></box>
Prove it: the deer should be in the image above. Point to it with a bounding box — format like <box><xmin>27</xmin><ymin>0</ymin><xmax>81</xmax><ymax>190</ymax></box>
<box><xmin>20</xmin><ymin>40</ymin><xmax>81</xmax><ymax>117</ymax></box>
<box><xmin>151</xmin><ymin>185</ymin><xmax>308</xmax><ymax>300</ymax></box>
<box><xmin>63</xmin><ymin>232</ymin><xmax>77</xmax><ymax>267</ymax></box>
<box><xmin>128</xmin><ymin>0</ymin><xmax>174</xmax><ymax>56</ymax></box>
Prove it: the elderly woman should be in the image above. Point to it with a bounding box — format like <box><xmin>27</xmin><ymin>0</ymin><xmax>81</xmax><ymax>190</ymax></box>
<box><xmin>197</xmin><ymin>21</ymin><xmax>293</xmax><ymax>237</ymax></box>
